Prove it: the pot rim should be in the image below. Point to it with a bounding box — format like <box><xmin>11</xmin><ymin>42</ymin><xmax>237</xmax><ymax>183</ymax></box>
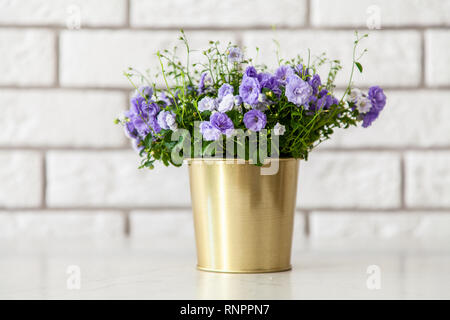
<box><xmin>185</xmin><ymin>157</ymin><xmax>299</xmax><ymax>164</ymax></box>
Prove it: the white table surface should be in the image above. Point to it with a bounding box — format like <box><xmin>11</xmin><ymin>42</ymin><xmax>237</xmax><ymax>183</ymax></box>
<box><xmin>0</xmin><ymin>236</ymin><xmax>449</xmax><ymax>299</ymax></box>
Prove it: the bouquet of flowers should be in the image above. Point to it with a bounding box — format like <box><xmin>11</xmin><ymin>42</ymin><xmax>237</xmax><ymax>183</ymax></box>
<box><xmin>116</xmin><ymin>31</ymin><xmax>386</xmax><ymax>168</ymax></box>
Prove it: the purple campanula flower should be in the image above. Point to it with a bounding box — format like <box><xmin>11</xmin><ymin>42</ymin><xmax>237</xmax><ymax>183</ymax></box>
<box><xmin>275</xmin><ymin>65</ymin><xmax>294</xmax><ymax>84</ymax></box>
<box><xmin>234</xmin><ymin>95</ymin><xmax>242</xmax><ymax>105</ymax></box>
<box><xmin>199</xmin><ymin>121</ymin><xmax>221</xmax><ymax>141</ymax></box>
<box><xmin>307</xmin><ymin>95</ymin><xmax>317</xmax><ymax>111</ymax></box>
<box><xmin>210</xmin><ymin>112</ymin><xmax>234</xmax><ymax>135</ymax></box>
<box><xmin>318</xmin><ymin>89</ymin><xmax>338</xmax><ymax>110</ymax></box>
<box><xmin>285</xmin><ymin>75</ymin><xmax>313</xmax><ymax>106</ymax></box>
<box><xmin>326</xmin><ymin>95</ymin><xmax>339</xmax><ymax>109</ymax></box>
<box><xmin>141</xmin><ymin>101</ymin><xmax>160</xmax><ymax>117</ymax></box>
<box><xmin>294</xmin><ymin>64</ymin><xmax>310</xmax><ymax>78</ymax></box>
<box><xmin>131</xmin><ymin>115</ymin><xmax>151</xmax><ymax>136</ymax></box>
<box><xmin>239</xmin><ymin>76</ymin><xmax>260</xmax><ymax>105</ymax></box>
<box><xmin>243</xmin><ymin>109</ymin><xmax>266</xmax><ymax>132</ymax></box>
<box><xmin>157</xmin><ymin>110</ymin><xmax>178</xmax><ymax>131</ymax></box>
<box><xmin>308</xmin><ymin>89</ymin><xmax>339</xmax><ymax>111</ymax></box>
<box><xmin>257</xmin><ymin>72</ymin><xmax>271</xmax><ymax>85</ymax></box>
<box><xmin>308</xmin><ymin>74</ymin><xmax>321</xmax><ymax>95</ymax></box>
<box><xmin>148</xmin><ymin>116</ymin><xmax>161</xmax><ymax>134</ymax></box>
<box><xmin>319</xmin><ymin>88</ymin><xmax>328</xmax><ymax>98</ymax></box>
<box><xmin>123</xmin><ymin>111</ymin><xmax>139</xmax><ymax>139</ymax></box>
<box><xmin>218</xmin><ymin>83</ymin><xmax>234</xmax><ymax>98</ymax></box>
<box><xmin>218</xmin><ymin>94</ymin><xmax>235</xmax><ymax>113</ymax></box>
<box><xmin>130</xmin><ymin>95</ymin><xmax>146</xmax><ymax>115</ymax></box>
<box><xmin>198</xmin><ymin>96</ymin><xmax>217</xmax><ymax>112</ymax></box>
<box><xmin>228</xmin><ymin>47</ymin><xmax>243</xmax><ymax>63</ymax></box>
<box><xmin>158</xmin><ymin>91</ymin><xmax>173</xmax><ymax>106</ymax></box>
<box><xmin>244</xmin><ymin>66</ymin><xmax>258</xmax><ymax>78</ymax></box>
<box><xmin>261</xmin><ymin>76</ymin><xmax>281</xmax><ymax>96</ymax></box>
<box><xmin>368</xmin><ymin>86</ymin><xmax>386</xmax><ymax>112</ymax></box>
<box><xmin>198</xmin><ymin>72</ymin><xmax>209</xmax><ymax>94</ymax></box>
<box><xmin>362</xmin><ymin>86</ymin><xmax>386</xmax><ymax>128</ymax></box>
<box><xmin>135</xmin><ymin>85</ymin><xmax>153</xmax><ymax>98</ymax></box>
<box><xmin>362</xmin><ymin>110</ymin><xmax>380</xmax><ymax>128</ymax></box>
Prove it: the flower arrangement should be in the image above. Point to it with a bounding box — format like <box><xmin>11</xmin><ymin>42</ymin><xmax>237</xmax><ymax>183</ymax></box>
<box><xmin>116</xmin><ymin>31</ymin><xmax>386</xmax><ymax>168</ymax></box>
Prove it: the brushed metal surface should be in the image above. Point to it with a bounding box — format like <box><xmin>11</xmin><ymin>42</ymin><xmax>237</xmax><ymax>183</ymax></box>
<box><xmin>188</xmin><ymin>159</ymin><xmax>299</xmax><ymax>273</ymax></box>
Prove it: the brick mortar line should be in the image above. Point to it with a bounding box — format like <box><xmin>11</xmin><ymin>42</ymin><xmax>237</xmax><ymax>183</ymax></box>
<box><xmin>1</xmin><ymin>207</ymin><xmax>450</xmax><ymax>212</ymax></box>
<box><xmin>0</xmin><ymin>25</ymin><xmax>449</xmax><ymax>31</ymax></box>
<box><xmin>400</xmin><ymin>155</ymin><xmax>406</xmax><ymax>209</ymax></box>
<box><xmin>420</xmin><ymin>30</ymin><xmax>426</xmax><ymax>87</ymax></box>
<box><xmin>305</xmin><ymin>0</ymin><xmax>311</xmax><ymax>27</ymax></box>
<box><xmin>0</xmin><ymin>86</ymin><xmax>132</xmax><ymax>91</ymax></box>
<box><xmin>2</xmin><ymin>85</ymin><xmax>450</xmax><ymax>91</ymax></box>
<box><xmin>123</xmin><ymin>210</ymin><xmax>131</xmax><ymax>236</ymax></box>
<box><xmin>54</xmin><ymin>30</ymin><xmax>60</xmax><ymax>87</ymax></box>
<box><xmin>125</xmin><ymin>0</ymin><xmax>131</xmax><ymax>28</ymax></box>
<box><xmin>303</xmin><ymin>210</ymin><xmax>310</xmax><ymax>237</ymax></box>
<box><xmin>40</xmin><ymin>152</ymin><xmax>47</xmax><ymax>209</ymax></box>
<box><xmin>1</xmin><ymin>147</ymin><xmax>450</xmax><ymax>152</ymax></box>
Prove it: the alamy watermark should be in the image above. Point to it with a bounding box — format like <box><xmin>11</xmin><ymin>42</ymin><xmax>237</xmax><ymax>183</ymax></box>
<box><xmin>366</xmin><ymin>265</ymin><xmax>381</xmax><ymax>290</ymax></box>
<box><xmin>66</xmin><ymin>265</ymin><xmax>81</xmax><ymax>290</ymax></box>
<box><xmin>169</xmin><ymin>122</ymin><xmax>282</xmax><ymax>175</ymax></box>
<box><xmin>366</xmin><ymin>5</ymin><xmax>381</xmax><ymax>30</ymax></box>
<box><xmin>66</xmin><ymin>4</ymin><xmax>81</xmax><ymax>30</ymax></box>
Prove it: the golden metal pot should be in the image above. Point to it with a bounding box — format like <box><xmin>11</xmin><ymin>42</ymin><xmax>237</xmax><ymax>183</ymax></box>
<box><xmin>188</xmin><ymin>158</ymin><xmax>299</xmax><ymax>273</ymax></box>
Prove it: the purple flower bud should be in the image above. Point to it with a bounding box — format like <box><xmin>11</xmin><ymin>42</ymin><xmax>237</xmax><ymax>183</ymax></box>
<box><xmin>228</xmin><ymin>47</ymin><xmax>243</xmax><ymax>63</ymax></box>
<box><xmin>244</xmin><ymin>66</ymin><xmax>258</xmax><ymax>78</ymax></box>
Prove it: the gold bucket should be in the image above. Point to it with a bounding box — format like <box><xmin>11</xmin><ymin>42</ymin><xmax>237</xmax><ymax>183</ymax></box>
<box><xmin>188</xmin><ymin>158</ymin><xmax>299</xmax><ymax>273</ymax></box>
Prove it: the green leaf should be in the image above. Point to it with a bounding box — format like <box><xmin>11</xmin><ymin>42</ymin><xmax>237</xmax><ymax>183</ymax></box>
<box><xmin>355</xmin><ymin>62</ymin><xmax>363</xmax><ymax>73</ymax></box>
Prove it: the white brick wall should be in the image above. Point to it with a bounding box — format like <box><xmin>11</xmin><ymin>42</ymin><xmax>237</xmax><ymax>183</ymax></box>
<box><xmin>242</xmin><ymin>30</ymin><xmax>422</xmax><ymax>87</ymax></box>
<box><xmin>298</xmin><ymin>152</ymin><xmax>401</xmax><ymax>209</ymax></box>
<box><xmin>0</xmin><ymin>0</ymin><xmax>449</xmax><ymax>240</ymax></box>
<box><xmin>0</xmin><ymin>29</ymin><xmax>55</xmax><ymax>86</ymax></box>
<box><xmin>310</xmin><ymin>212</ymin><xmax>450</xmax><ymax>239</ymax></box>
<box><xmin>323</xmin><ymin>90</ymin><xmax>450</xmax><ymax>148</ymax></box>
<box><xmin>0</xmin><ymin>90</ymin><xmax>127</xmax><ymax>147</ymax></box>
<box><xmin>46</xmin><ymin>151</ymin><xmax>190</xmax><ymax>207</ymax></box>
<box><xmin>130</xmin><ymin>0</ymin><xmax>308</xmax><ymax>28</ymax></box>
<box><xmin>0</xmin><ymin>0</ymin><xmax>127</xmax><ymax>27</ymax></box>
<box><xmin>0</xmin><ymin>151</ymin><xmax>42</xmax><ymax>208</ymax></box>
<box><xmin>426</xmin><ymin>30</ymin><xmax>450</xmax><ymax>86</ymax></box>
<box><xmin>405</xmin><ymin>152</ymin><xmax>450</xmax><ymax>208</ymax></box>
<box><xmin>311</xmin><ymin>0</ymin><xmax>450</xmax><ymax>27</ymax></box>
<box><xmin>60</xmin><ymin>30</ymin><xmax>238</xmax><ymax>88</ymax></box>
<box><xmin>0</xmin><ymin>211</ymin><xmax>124</xmax><ymax>238</ymax></box>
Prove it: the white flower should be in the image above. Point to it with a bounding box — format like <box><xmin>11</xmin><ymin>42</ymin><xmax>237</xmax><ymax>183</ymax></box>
<box><xmin>349</xmin><ymin>88</ymin><xmax>372</xmax><ymax>114</ymax></box>
<box><xmin>198</xmin><ymin>96</ymin><xmax>217</xmax><ymax>112</ymax></box>
<box><xmin>355</xmin><ymin>96</ymin><xmax>372</xmax><ymax>113</ymax></box>
<box><xmin>258</xmin><ymin>93</ymin><xmax>267</xmax><ymax>103</ymax></box>
<box><xmin>349</xmin><ymin>88</ymin><xmax>363</xmax><ymax>103</ymax></box>
<box><xmin>273</xmin><ymin>122</ymin><xmax>286</xmax><ymax>136</ymax></box>
<box><xmin>166</xmin><ymin>114</ymin><xmax>178</xmax><ymax>131</ymax></box>
<box><xmin>218</xmin><ymin>94</ymin><xmax>235</xmax><ymax>113</ymax></box>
